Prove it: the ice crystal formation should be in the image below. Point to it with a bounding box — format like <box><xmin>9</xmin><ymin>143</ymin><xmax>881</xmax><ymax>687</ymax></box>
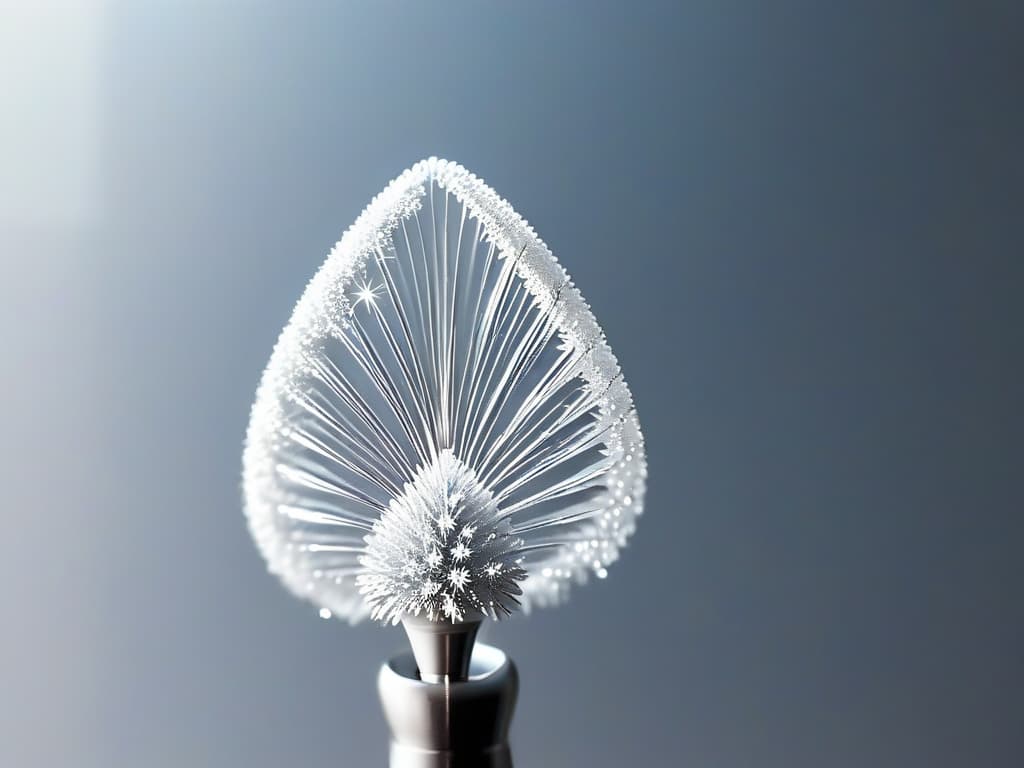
<box><xmin>243</xmin><ymin>158</ymin><xmax>646</xmax><ymax>624</ymax></box>
<box><xmin>358</xmin><ymin>450</ymin><xmax>525</xmax><ymax>623</ymax></box>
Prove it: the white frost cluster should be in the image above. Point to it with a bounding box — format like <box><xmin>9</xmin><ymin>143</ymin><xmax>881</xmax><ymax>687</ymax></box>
<box><xmin>357</xmin><ymin>450</ymin><xmax>525</xmax><ymax>624</ymax></box>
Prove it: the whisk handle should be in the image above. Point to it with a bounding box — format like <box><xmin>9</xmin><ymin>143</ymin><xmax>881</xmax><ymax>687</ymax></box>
<box><xmin>378</xmin><ymin>643</ymin><xmax>517</xmax><ymax>768</ymax></box>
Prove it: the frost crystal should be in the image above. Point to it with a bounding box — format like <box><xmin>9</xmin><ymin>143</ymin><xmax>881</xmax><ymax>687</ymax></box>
<box><xmin>357</xmin><ymin>450</ymin><xmax>525</xmax><ymax>623</ymax></box>
<box><xmin>243</xmin><ymin>158</ymin><xmax>647</xmax><ymax>624</ymax></box>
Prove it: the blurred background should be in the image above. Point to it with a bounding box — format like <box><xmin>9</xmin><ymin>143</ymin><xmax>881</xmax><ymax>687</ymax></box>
<box><xmin>2</xmin><ymin>2</ymin><xmax>1021</xmax><ymax>766</ymax></box>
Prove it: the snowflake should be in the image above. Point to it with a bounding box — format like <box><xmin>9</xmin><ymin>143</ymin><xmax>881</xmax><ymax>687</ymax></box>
<box><xmin>451</xmin><ymin>541</ymin><xmax>472</xmax><ymax>562</ymax></box>
<box><xmin>436</xmin><ymin>511</ymin><xmax>457</xmax><ymax>534</ymax></box>
<box><xmin>448</xmin><ymin>566</ymin><xmax>470</xmax><ymax>592</ymax></box>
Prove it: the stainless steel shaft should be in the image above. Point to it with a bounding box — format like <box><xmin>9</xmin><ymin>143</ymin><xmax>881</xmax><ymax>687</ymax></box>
<box><xmin>378</xmin><ymin>640</ymin><xmax>517</xmax><ymax>768</ymax></box>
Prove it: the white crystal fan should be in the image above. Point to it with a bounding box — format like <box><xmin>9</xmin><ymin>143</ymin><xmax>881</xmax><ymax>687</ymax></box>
<box><xmin>243</xmin><ymin>159</ymin><xmax>646</xmax><ymax>626</ymax></box>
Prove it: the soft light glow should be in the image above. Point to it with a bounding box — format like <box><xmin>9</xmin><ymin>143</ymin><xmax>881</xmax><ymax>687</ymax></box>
<box><xmin>353</xmin><ymin>280</ymin><xmax>381</xmax><ymax>310</ymax></box>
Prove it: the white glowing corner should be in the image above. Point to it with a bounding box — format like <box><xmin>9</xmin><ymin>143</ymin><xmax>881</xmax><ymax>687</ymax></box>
<box><xmin>242</xmin><ymin>158</ymin><xmax>647</xmax><ymax>624</ymax></box>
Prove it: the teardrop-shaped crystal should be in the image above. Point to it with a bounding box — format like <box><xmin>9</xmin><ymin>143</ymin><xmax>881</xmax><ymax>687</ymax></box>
<box><xmin>243</xmin><ymin>158</ymin><xmax>646</xmax><ymax>623</ymax></box>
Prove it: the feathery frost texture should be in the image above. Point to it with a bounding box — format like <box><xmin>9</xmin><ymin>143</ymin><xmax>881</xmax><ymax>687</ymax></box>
<box><xmin>358</xmin><ymin>450</ymin><xmax>525</xmax><ymax>623</ymax></box>
<box><xmin>243</xmin><ymin>158</ymin><xmax>646</xmax><ymax>624</ymax></box>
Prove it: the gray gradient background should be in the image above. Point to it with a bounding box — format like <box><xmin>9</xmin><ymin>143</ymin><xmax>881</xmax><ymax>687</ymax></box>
<box><xmin>2</xmin><ymin>2</ymin><xmax>1022</xmax><ymax>767</ymax></box>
